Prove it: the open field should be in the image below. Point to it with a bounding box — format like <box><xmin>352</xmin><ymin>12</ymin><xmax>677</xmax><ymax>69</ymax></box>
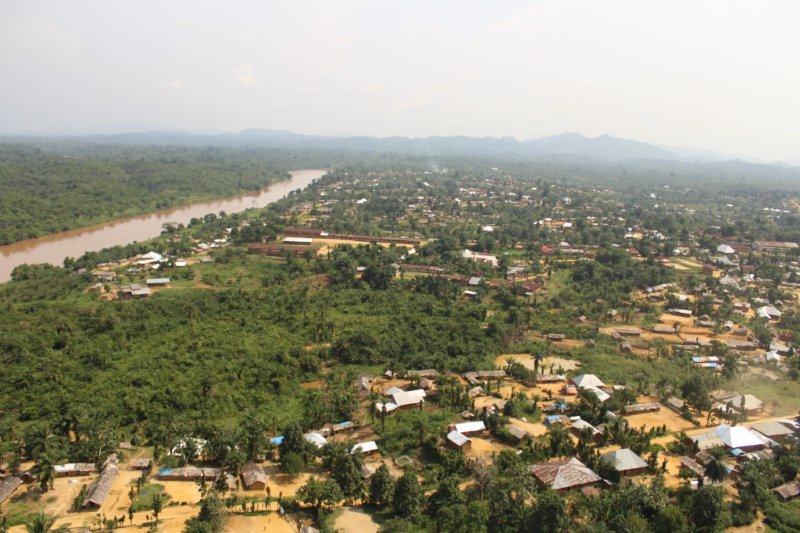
<box><xmin>334</xmin><ymin>507</ymin><xmax>380</xmax><ymax>533</ymax></box>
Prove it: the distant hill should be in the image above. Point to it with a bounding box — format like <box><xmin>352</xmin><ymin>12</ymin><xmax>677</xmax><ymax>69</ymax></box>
<box><xmin>0</xmin><ymin>130</ymin><xmax>682</xmax><ymax>162</ymax></box>
<box><xmin>2</xmin><ymin>129</ymin><xmax>797</xmax><ymax>168</ymax></box>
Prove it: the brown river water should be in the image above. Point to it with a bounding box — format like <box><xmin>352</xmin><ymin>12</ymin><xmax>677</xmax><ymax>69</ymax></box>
<box><xmin>0</xmin><ymin>169</ymin><xmax>327</xmax><ymax>283</ymax></box>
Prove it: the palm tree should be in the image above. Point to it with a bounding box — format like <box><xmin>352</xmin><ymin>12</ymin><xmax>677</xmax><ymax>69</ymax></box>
<box><xmin>548</xmin><ymin>424</ymin><xmax>570</xmax><ymax>457</ymax></box>
<box><xmin>703</xmin><ymin>446</ymin><xmax>728</xmax><ymax>483</ymax></box>
<box><xmin>36</xmin><ymin>457</ymin><xmax>55</xmax><ymax>494</ymax></box>
<box><xmin>25</xmin><ymin>513</ymin><xmax>68</xmax><ymax>533</ymax></box>
<box><xmin>151</xmin><ymin>492</ymin><xmax>165</xmax><ymax>524</ymax></box>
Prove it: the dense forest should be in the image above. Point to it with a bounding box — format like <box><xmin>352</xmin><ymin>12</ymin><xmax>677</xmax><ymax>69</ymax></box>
<box><xmin>1</xmin><ymin>152</ymin><xmax>800</xmax><ymax>532</ymax></box>
<box><xmin>0</xmin><ymin>145</ymin><xmax>296</xmax><ymax>244</ymax></box>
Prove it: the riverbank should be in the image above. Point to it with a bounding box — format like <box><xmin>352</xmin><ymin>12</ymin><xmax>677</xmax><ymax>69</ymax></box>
<box><xmin>0</xmin><ymin>169</ymin><xmax>327</xmax><ymax>282</ymax></box>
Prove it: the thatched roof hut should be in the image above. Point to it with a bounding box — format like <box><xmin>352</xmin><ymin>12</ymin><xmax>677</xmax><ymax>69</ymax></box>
<box><xmin>241</xmin><ymin>463</ymin><xmax>267</xmax><ymax>490</ymax></box>
<box><xmin>0</xmin><ymin>477</ymin><xmax>22</xmax><ymax>504</ymax></box>
<box><xmin>84</xmin><ymin>464</ymin><xmax>119</xmax><ymax>508</ymax></box>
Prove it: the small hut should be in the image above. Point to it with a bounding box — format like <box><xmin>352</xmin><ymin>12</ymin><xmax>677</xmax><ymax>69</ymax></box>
<box><xmin>241</xmin><ymin>463</ymin><xmax>267</xmax><ymax>490</ymax></box>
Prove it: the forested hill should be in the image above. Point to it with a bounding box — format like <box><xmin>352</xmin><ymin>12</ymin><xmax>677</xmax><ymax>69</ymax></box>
<box><xmin>0</xmin><ymin>145</ymin><xmax>297</xmax><ymax>245</ymax></box>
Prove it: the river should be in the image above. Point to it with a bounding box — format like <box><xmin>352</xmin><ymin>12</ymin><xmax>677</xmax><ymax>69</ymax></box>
<box><xmin>0</xmin><ymin>169</ymin><xmax>327</xmax><ymax>283</ymax></box>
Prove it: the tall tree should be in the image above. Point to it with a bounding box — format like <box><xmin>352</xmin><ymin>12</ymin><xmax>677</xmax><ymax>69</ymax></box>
<box><xmin>393</xmin><ymin>471</ymin><xmax>423</xmax><ymax>520</ymax></box>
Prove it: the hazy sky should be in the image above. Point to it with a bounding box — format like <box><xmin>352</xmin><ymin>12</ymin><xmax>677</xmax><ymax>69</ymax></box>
<box><xmin>2</xmin><ymin>0</ymin><xmax>799</xmax><ymax>160</ymax></box>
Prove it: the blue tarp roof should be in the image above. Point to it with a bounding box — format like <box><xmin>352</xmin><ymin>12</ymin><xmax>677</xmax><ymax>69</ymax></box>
<box><xmin>270</xmin><ymin>436</ymin><xmax>285</xmax><ymax>445</ymax></box>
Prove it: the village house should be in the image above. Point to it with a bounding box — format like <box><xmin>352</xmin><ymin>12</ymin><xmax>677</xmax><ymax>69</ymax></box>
<box><xmin>668</xmin><ymin>308</ymin><xmax>693</xmax><ymax>318</ymax></box>
<box><xmin>351</xmin><ymin>441</ymin><xmax>379</xmax><ymax>456</ymax></box>
<box><xmin>157</xmin><ymin>467</ymin><xmax>223</xmax><ymax>481</ymax></box>
<box><xmin>129</xmin><ymin>458</ymin><xmax>152</xmax><ymax>470</ymax></box>
<box><xmin>451</xmin><ymin>421</ymin><xmax>487</xmax><ymax>436</ymax></box>
<box><xmin>622</xmin><ymin>402</ymin><xmax>661</xmax><ymax>415</ymax></box>
<box><xmin>749</xmin><ymin>420</ymin><xmax>795</xmax><ymax>442</ymax></box>
<box><xmin>375</xmin><ymin>388</ymin><xmax>426</xmax><ymax>414</ymax></box>
<box><xmin>529</xmin><ymin>457</ymin><xmax>601</xmax><ymax>492</ymax></box>
<box><xmin>666</xmin><ymin>397</ymin><xmax>685</xmax><ymax>413</ymax></box>
<box><xmin>714</xmin><ymin>394</ymin><xmax>764</xmax><ymax>416</ymax></box>
<box><xmin>774</xmin><ymin>480</ymin><xmax>800</xmax><ymax>502</ymax></box>
<box><xmin>652</xmin><ymin>324</ymin><xmax>678</xmax><ymax>334</ymax></box>
<box><xmin>446</xmin><ymin>430</ymin><xmax>471</xmax><ymax>451</ymax></box>
<box><xmin>241</xmin><ymin>463</ymin><xmax>267</xmax><ymax>490</ymax></box>
<box><xmin>84</xmin><ymin>460</ymin><xmax>119</xmax><ymax>509</ymax></box>
<box><xmin>570</xmin><ymin>374</ymin><xmax>605</xmax><ymax>389</ymax></box>
<box><xmin>506</xmin><ymin>425</ymin><xmax>530</xmax><ymax>443</ymax></box>
<box><xmin>118</xmin><ymin>284</ymin><xmax>151</xmax><ymax>298</ymax></box>
<box><xmin>247</xmin><ymin>243</ymin><xmax>312</xmax><ymax>257</ymax></box>
<box><xmin>757</xmin><ymin>305</ymin><xmax>782</xmax><ymax>321</ymax></box>
<box><xmin>53</xmin><ymin>463</ymin><xmax>95</xmax><ymax>477</ymax></box>
<box><xmin>303</xmin><ymin>432</ymin><xmax>328</xmax><ymax>449</ymax></box>
<box><xmin>462</xmin><ymin>370</ymin><xmax>507</xmax><ymax>385</ymax></box>
<box><xmin>690</xmin><ymin>425</ymin><xmax>767</xmax><ymax>453</ymax></box>
<box><xmin>678</xmin><ymin>456</ymin><xmax>706</xmax><ymax>479</ymax></box>
<box><xmin>461</xmin><ymin>249</ymin><xmax>499</xmax><ymax>267</ymax></box>
<box><xmin>0</xmin><ymin>477</ymin><xmax>22</xmax><ymax>506</ymax></box>
<box><xmin>600</xmin><ymin>448</ymin><xmax>649</xmax><ymax>477</ymax></box>
<box><xmin>569</xmin><ymin>417</ymin><xmax>602</xmax><ymax>441</ymax></box>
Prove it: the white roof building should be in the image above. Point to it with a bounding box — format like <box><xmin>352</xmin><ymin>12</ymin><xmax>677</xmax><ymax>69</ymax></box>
<box><xmin>392</xmin><ymin>389</ymin><xmax>426</xmax><ymax>407</ymax></box>
<box><xmin>454</xmin><ymin>421</ymin><xmax>486</xmax><ymax>434</ymax></box>
<box><xmin>571</xmin><ymin>374</ymin><xmax>605</xmax><ymax>389</ymax></box>
<box><xmin>714</xmin><ymin>425</ymin><xmax>765</xmax><ymax>450</ymax></box>
<box><xmin>717</xmin><ymin>244</ymin><xmax>735</xmax><ymax>254</ymax></box>
<box><xmin>585</xmin><ymin>386</ymin><xmax>610</xmax><ymax>403</ymax></box>
<box><xmin>350</xmin><ymin>441</ymin><xmax>378</xmax><ymax>454</ymax></box>
<box><xmin>303</xmin><ymin>432</ymin><xmax>327</xmax><ymax>449</ymax></box>
<box><xmin>283</xmin><ymin>237</ymin><xmax>313</xmax><ymax>245</ymax></box>
<box><xmin>375</xmin><ymin>389</ymin><xmax>426</xmax><ymax>413</ymax></box>
<box><xmin>136</xmin><ymin>251</ymin><xmax>163</xmax><ymax>265</ymax></box>
<box><xmin>757</xmin><ymin>306</ymin><xmax>782</xmax><ymax>320</ymax></box>
<box><xmin>447</xmin><ymin>430</ymin><xmax>470</xmax><ymax>447</ymax></box>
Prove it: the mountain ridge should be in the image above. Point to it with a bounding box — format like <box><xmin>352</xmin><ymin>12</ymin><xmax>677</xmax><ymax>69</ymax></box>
<box><xmin>0</xmin><ymin>129</ymin><xmax>793</xmax><ymax>167</ymax></box>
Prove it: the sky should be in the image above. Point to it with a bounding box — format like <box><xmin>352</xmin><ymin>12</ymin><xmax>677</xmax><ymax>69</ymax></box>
<box><xmin>1</xmin><ymin>0</ymin><xmax>799</xmax><ymax>160</ymax></box>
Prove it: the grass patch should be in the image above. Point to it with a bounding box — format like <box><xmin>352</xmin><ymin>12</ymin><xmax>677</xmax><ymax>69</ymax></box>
<box><xmin>727</xmin><ymin>374</ymin><xmax>800</xmax><ymax>417</ymax></box>
<box><xmin>129</xmin><ymin>483</ymin><xmax>171</xmax><ymax>512</ymax></box>
<box><xmin>4</xmin><ymin>492</ymin><xmax>43</xmax><ymax>527</ymax></box>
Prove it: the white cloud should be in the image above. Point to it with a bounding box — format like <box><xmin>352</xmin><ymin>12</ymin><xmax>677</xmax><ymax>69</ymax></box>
<box><xmin>234</xmin><ymin>64</ymin><xmax>259</xmax><ymax>87</ymax></box>
<box><xmin>357</xmin><ymin>82</ymin><xmax>384</xmax><ymax>95</ymax></box>
<box><xmin>163</xmin><ymin>77</ymin><xmax>184</xmax><ymax>90</ymax></box>
<box><xmin>391</xmin><ymin>90</ymin><xmax>443</xmax><ymax>113</ymax></box>
<box><xmin>407</xmin><ymin>20</ymin><xmax>445</xmax><ymax>36</ymax></box>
